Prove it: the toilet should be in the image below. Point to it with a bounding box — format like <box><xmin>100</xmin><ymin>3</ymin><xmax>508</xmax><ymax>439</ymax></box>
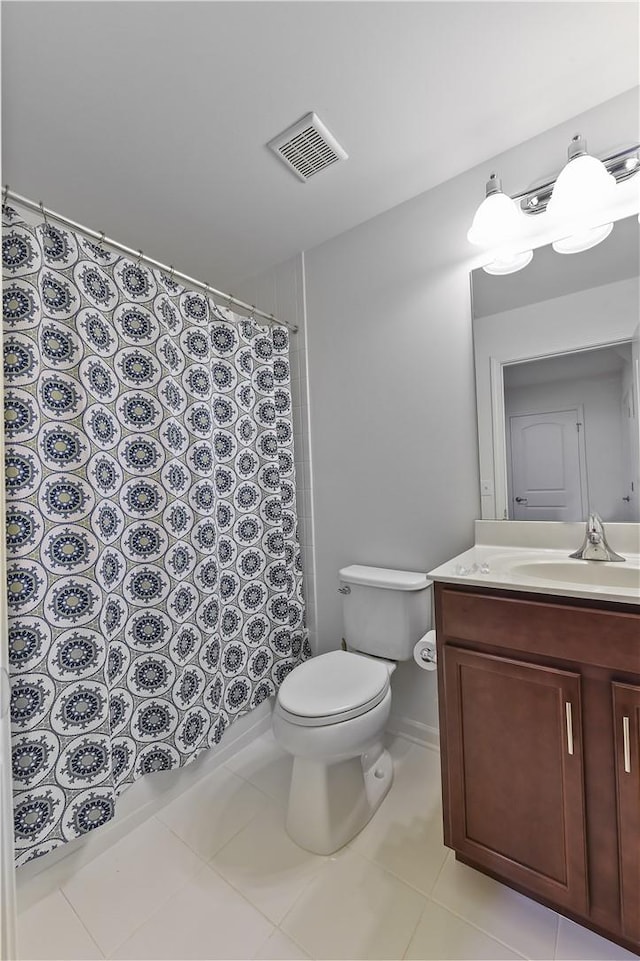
<box><xmin>273</xmin><ymin>564</ymin><xmax>431</xmax><ymax>855</ymax></box>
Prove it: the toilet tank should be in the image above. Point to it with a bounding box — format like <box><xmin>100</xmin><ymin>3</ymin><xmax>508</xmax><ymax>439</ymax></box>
<box><xmin>339</xmin><ymin>565</ymin><xmax>432</xmax><ymax>661</ymax></box>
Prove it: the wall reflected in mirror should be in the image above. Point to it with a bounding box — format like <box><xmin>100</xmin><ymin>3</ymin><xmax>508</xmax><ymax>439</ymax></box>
<box><xmin>472</xmin><ymin>215</ymin><xmax>640</xmax><ymax>523</ymax></box>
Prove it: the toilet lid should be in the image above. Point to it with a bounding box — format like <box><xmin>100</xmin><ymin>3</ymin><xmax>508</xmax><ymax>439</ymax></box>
<box><xmin>278</xmin><ymin>650</ymin><xmax>390</xmax><ymax>721</ymax></box>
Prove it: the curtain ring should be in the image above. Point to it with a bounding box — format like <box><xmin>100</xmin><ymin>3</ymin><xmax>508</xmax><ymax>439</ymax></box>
<box><xmin>248</xmin><ymin>305</ymin><xmax>256</xmax><ymax>321</ymax></box>
<box><xmin>2</xmin><ymin>185</ymin><xmax>8</xmax><ymax>204</ymax></box>
<box><xmin>39</xmin><ymin>201</ymin><xmax>48</xmax><ymax>225</ymax></box>
<box><xmin>167</xmin><ymin>265</ymin><xmax>175</xmax><ymax>284</ymax></box>
<box><xmin>227</xmin><ymin>295</ymin><xmax>235</xmax><ymax>310</ymax></box>
<box><xmin>97</xmin><ymin>231</ymin><xmax>106</xmax><ymax>249</ymax></box>
<box><xmin>135</xmin><ymin>249</ymin><xmax>144</xmax><ymax>266</ymax></box>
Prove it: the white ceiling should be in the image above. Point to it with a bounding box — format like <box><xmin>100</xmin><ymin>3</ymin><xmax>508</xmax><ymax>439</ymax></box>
<box><xmin>2</xmin><ymin>1</ymin><xmax>639</xmax><ymax>287</ymax></box>
<box><xmin>503</xmin><ymin>343</ymin><xmax>632</xmax><ymax>389</ymax></box>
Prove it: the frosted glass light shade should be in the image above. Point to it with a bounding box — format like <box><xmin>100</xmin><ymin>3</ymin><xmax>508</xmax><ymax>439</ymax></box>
<box><xmin>467</xmin><ymin>189</ymin><xmax>523</xmax><ymax>247</ymax></box>
<box><xmin>552</xmin><ymin>222</ymin><xmax>613</xmax><ymax>254</ymax></box>
<box><xmin>547</xmin><ymin>149</ymin><xmax>616</xmax><ymax>253</ymax></box>
<box><xmin>547</xmin><ymin>153</ymin><xmax>616</xmax><ymax>221</ymax></box>
<box><xmin>483</xmin><ymin>249</ymin><xmax>533</xmax><ymax>275</ymax></box>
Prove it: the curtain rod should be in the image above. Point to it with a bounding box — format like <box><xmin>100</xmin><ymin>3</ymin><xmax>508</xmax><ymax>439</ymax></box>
<box><xmin>2</xmin><ymin>187</ymin><xmax>298</xmax><ymax>333</ymax></box>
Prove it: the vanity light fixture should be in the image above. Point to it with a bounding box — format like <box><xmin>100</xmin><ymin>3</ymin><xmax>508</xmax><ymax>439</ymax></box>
<box><xmin>468</xmin><ymin>138</ymin><xmax>640</xmax><ymax>272</ymax></box>
<box><xmin>467</xmin><ymin>174</ymin><xmax>533</xmax><ymax>275</ymax></box>
<box><xmin>547</xmin><ymin>135</ymin><xmax>616</xmax><ymax>254</ymax></box>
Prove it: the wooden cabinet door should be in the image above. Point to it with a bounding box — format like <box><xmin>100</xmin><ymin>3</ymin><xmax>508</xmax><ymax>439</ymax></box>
<box><xmin>612</xmin><ymin>682</ymin><xmax>640</xmax><ymax>943</ymax></box>
<box><xmin>443</xmin><ymin>646</ymin><xmax>588</xmax><ymax>914</ymax></box>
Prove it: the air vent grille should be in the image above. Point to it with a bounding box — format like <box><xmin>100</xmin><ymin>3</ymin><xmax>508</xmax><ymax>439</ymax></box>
<box><xmin>268</xmin><ymin>112</ymin><xmax>348</xmax><ymax>182</ymax></box>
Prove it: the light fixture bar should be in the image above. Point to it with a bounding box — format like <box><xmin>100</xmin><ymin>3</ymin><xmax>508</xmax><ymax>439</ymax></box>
<box><xmin>516</xmin><ymin>143</ymin><xmax>640</xmax><ymax>215</ymax></box>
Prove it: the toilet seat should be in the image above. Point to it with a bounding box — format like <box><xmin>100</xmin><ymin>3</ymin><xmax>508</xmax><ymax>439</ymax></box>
<box><xmin>277</xmin><ymin>650</ymin><xmax>391</xmax><ymax>727</ymax></box>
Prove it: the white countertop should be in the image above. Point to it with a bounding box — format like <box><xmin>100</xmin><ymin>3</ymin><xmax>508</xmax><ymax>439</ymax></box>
<box><xmin>428</xmin><ymin>527</ymin><xmax>640</xmax><ymax>606</ymax></box>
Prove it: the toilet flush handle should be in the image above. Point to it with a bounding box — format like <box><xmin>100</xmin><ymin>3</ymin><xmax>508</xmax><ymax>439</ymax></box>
<box><xmin>338</xmin><ymin>586</ymin><xmax>351</xmax><ymax>595</ymax></box>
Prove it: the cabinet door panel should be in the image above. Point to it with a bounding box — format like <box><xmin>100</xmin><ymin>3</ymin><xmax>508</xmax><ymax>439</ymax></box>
<box><xmin>612</xmin><ymin>682</ymin><xmax>640</xmax><ymax>944</ymax></box>
<box><xmin>443</xmin><ymin>646</ymin><xmax>588</xmax><ymax>915</ymax></box>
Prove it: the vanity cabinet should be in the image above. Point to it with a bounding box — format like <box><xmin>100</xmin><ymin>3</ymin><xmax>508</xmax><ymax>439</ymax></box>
<box><xmin>435</xmin><ymin>582</ymin><xmax>640</xmax><ymax>954</ymax></box>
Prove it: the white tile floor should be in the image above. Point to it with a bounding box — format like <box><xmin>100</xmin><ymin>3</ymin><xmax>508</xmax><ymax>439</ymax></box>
<box><xmin>16</xmin><ymin>731</ymin><xmax>639</xmax><ymax>961</ymax></box>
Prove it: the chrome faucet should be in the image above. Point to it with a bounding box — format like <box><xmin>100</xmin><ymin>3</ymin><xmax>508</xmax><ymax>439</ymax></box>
<box><xmin>569</xmin><ymin>512</ymin><xmax>625</xmax><ymax>562</ymax></box>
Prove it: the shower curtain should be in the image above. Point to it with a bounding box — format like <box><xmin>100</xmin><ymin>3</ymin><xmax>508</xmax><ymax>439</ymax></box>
<box><xmin>2</xmin><ymin>203</ymin><xmax>310</xmax><ymax>865</ymax></box>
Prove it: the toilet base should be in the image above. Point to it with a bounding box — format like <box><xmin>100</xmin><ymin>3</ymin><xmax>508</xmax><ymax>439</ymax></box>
<box><xmin>285</xmin><ymin>745</ymin><xmax>394</xmax><ymax>855</ymax></box>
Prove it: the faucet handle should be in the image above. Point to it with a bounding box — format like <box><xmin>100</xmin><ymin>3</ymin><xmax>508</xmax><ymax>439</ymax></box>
<box><xmin>587</xmin><ymin>512</ymin><xmax>603</xmax><ymax>543</ymax></box>
<box><xmin>570</xmin><ymin>511</ymin><xmax>625</xmax><ymax>562</ymax></box>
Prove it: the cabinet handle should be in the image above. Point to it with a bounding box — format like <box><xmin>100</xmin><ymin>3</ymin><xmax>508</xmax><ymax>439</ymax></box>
<box><xmin>565</xmin><ymin>702</ymin><xmax>574</xmax><ymax>756</ymax></box>
<box><xmin>623</xmin><ymin>716</ymin><xmax>631</xmax><ymax>774</ymax></box>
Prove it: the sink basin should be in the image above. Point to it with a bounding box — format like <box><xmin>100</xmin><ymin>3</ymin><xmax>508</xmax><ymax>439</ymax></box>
<box><xmin>509</xmin><ymin>561</ymin><xmax>640</xmax><ymax>591</ymax></box>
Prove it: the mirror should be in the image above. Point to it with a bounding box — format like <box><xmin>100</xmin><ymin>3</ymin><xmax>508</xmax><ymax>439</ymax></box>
<box><xmin>472</xmin><ymin>215</ymin><xmax>640</xmax><ymax>523</ymax></box>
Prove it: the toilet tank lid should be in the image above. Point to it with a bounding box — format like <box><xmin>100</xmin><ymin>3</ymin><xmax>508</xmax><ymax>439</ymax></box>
<box><xmin>339</xmin><ymin>565</ymin><xmax>431</xmax><ymax>591</ymax></box>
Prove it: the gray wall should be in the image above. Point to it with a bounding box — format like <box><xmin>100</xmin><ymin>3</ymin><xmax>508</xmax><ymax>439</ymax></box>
<box><xmin>302</xmin><ymin>88</ymin><xmax>639</xmax><ymax>739</ymax></box>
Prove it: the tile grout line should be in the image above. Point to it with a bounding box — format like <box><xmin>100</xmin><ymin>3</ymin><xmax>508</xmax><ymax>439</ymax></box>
<box><xmin>154</xmin><ymin>780</ymin><xmax>309</xmax><ymax>932</ymax></box>
<box><xmin>202</xmin><ymin>763</ymin><xmax>348</xmax><ymax>936</ymax></box>
<box><xmin>205</xmin><ymin>850</ymin><xmax>298</xmax><ymax>930</ymax></box>
<box><xmin>348</xmin><ymin>843</ymin><xmax>448</xmax><ymax>902</ymax></box>
<box><xmin>271</xmin><ymin>925</ymin><xmax>311</xmax><ymax>961</ymax></box>
<box><xmin>94</xmin><ymin>812</ymin><xmax>281</xmax><ymax>957</ymax></box>
<box><xmin>438</xmin><ymin>898</ymin><xmax>533</xmax><ymax>961</ymax></box>
<box><xmin>219</xmin><ymin>753</ymin><xmax>292</xmax><ymax>805</ymax></box>
<box><xmin>426</xmin><ymin>844</ymin><xmax>451</xmax><ymax>896</ymax></box>
<box><xmin>200</xmin><ymin>799</ymin><xmax>341</xmax><ymax>955</ymax></box>
<box><xmin>276</xmin><ymin>850</ymin><xmax>340</xmax><ymax>933</ymax></box>
<box><xmin>346</xmin><ymin>820</ymin><xmax>449</xmax><ymax>902</ymax></box>
<box><xmin>428</xmin><ymin>893</ymin><xmax>536</xmax><ymax>960</ymax></box>
<box><xmin>274</xmin><ymin>843</ymin><xmax>433</xmax><ymax>955</ymax></box>
<box><xmin>250</xmin><ymin>928</ymin><xmax>281</xmax><ymax>961</ymax></box>
<box><xmin>205</xmin><ymin>854</ymin><xmax>272</xmax><ymax>922</ymax></box>
<box><xmin>157</xmin><ymin>787</ymin><xmax>267</xmax><ymax>864</ymax></box>
<box><xmin>92</xmin><ymin>815</ymin><xmax>206</xmax><ymax>958</ymax></box>
<box><xmin>400</xmin><ymin>896</ymin><xmax>431</xmax><ymax>961</ymax></box>
<box><xmin>58</xmin><ymin>886</ymin><xmax>108</xmax><ymax>960</ymax></box>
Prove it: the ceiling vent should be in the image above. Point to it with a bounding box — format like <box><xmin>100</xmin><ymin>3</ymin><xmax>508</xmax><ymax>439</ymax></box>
<box><xmin>267</xmin><ymin>112</ymin><xmax>348</xmax><ymax>183</ymax></box>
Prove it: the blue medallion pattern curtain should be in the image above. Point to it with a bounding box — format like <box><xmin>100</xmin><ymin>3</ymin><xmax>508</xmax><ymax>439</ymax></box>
<box><xmin>2</xmin><ymin>203</ymin><xmax>310</xmax><ymax>866</ymax></box>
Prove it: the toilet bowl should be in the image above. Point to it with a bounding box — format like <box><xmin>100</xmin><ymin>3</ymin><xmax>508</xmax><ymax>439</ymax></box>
<box><xmin>272</xmin><ymin>649</ymin><xmax>395</xmax><ymax>855</ymax></box>
<box><xmin>273</xmin><ymin>563</ymin><xmax>432</xmax><ymax>854</ymax></box>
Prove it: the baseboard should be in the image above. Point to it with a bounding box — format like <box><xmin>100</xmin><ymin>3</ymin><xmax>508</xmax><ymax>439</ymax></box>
<box><xmin>16</xmin><ymin>700</ymin><xmax>274</xmax><ymax>906</ymax></box>
<box><xmin>386</xmin><ymin>714</ymin><xmax>440</xmax><ymax>752</ymax></box>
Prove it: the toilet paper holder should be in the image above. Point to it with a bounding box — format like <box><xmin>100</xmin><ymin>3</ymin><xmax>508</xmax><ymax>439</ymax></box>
<box><xmin>413</xmin><ymin>630</ymin><xmax>437</xmax><ymax>670</ymax></box>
